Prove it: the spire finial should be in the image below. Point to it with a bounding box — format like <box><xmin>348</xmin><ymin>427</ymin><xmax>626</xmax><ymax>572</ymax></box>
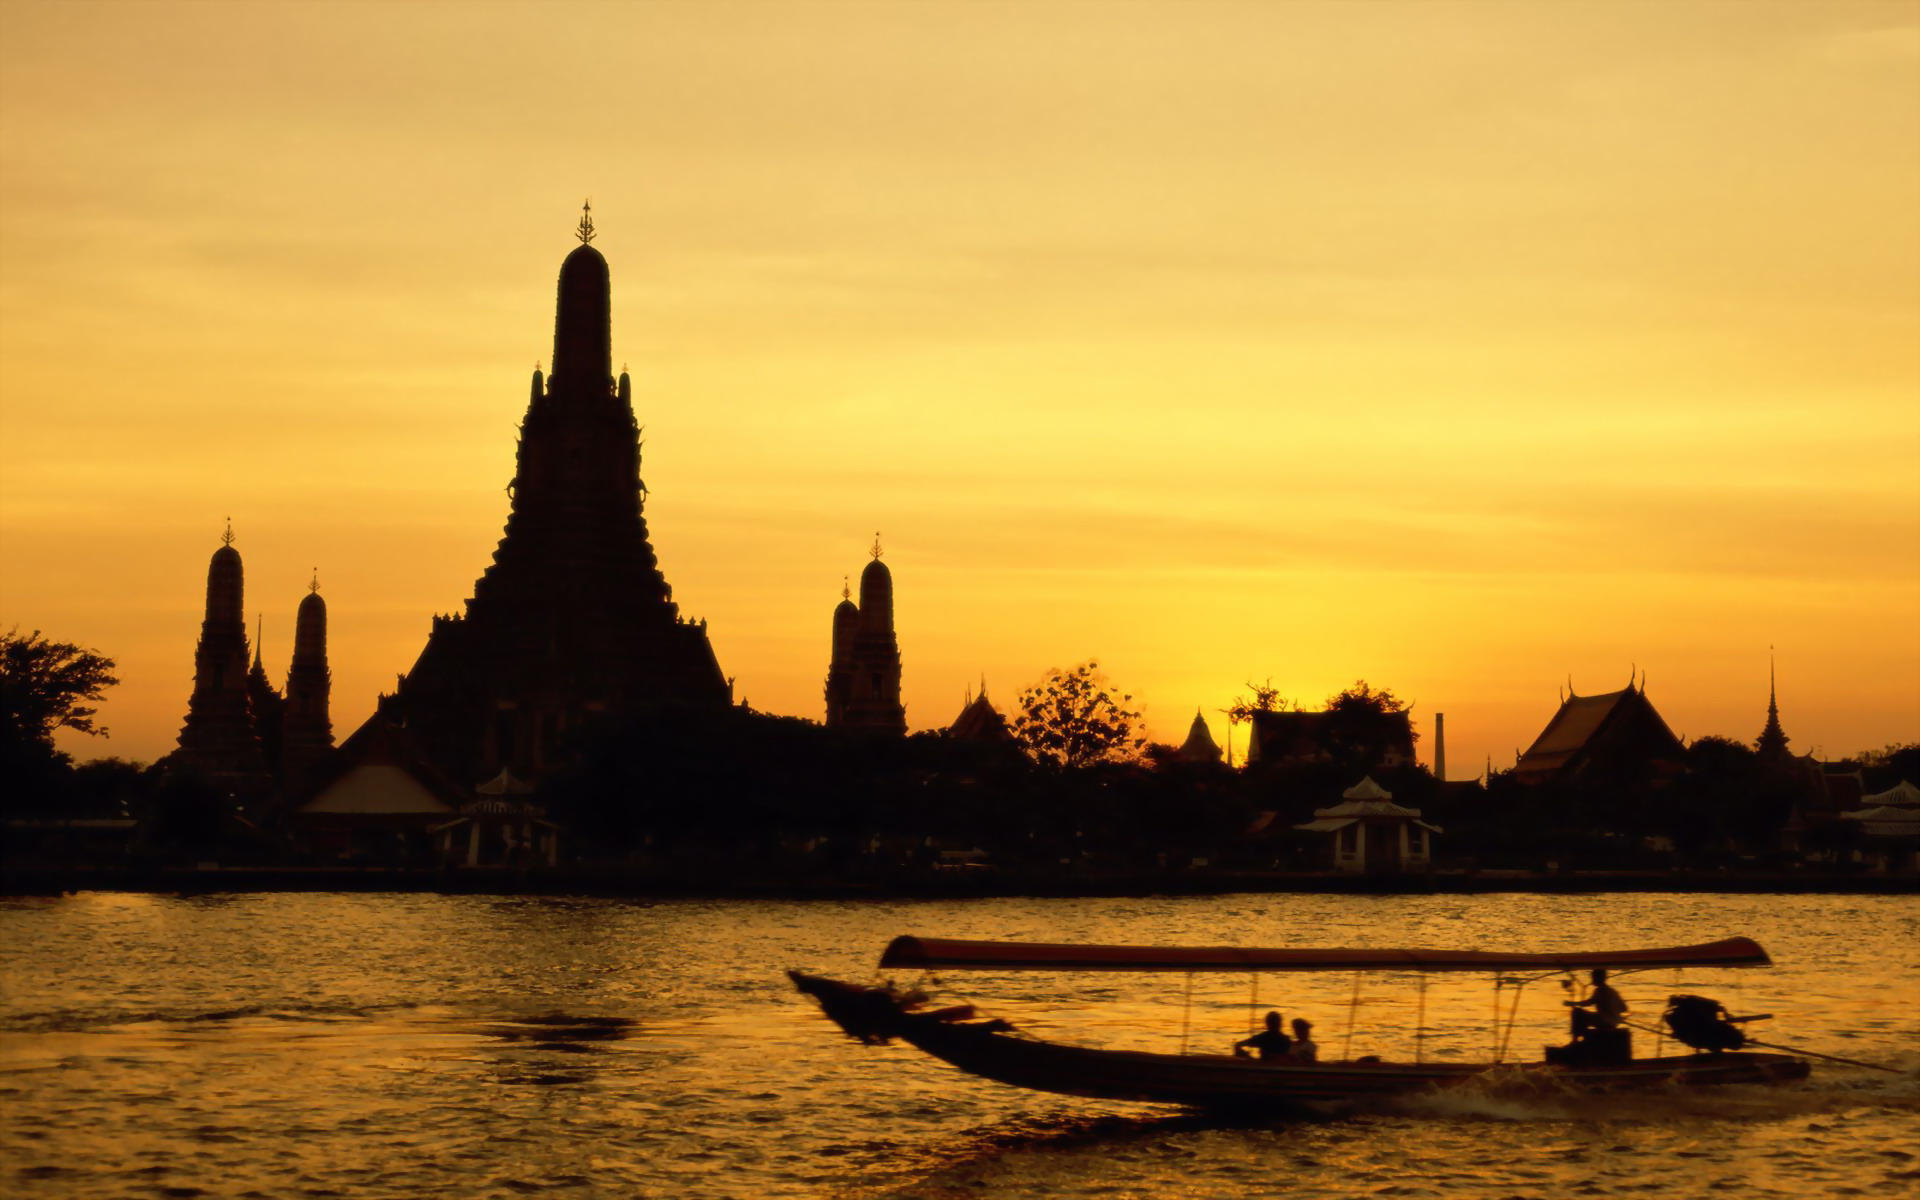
<box><xmin>871</xmin><ymin>531</ymin><xmax>883</xmax><ymax>560</ymax></box>
<box><xmin>309</xmin><ymin>568</ymin><xmax>320</xmax><ymax>595</ymax></box>
<box><xmin>576</xmin><ymin>199</ymin><xmax>595</xmax><ymax>244</ymax></box>
<box><xmin>253</xmin><ymin>614</ymin><xmax>263</xmax><ymax>670</ymax></box>
<box><xmin>221</xmin><ymin>517</ymin><xmax>235</xmax><ymax>547</ymax></box>
<box><xmin>842</xmin><ymin>575</ymin><xmax>851</xmax><ymax>601</ymax></box>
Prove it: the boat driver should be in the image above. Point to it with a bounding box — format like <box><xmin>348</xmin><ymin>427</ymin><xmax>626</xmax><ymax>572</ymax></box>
<box><xmin>1564</xmin><ymin>968</ymin><xmax>1628</xmax><ymax>1040</ymax></box>
<box><xmin>1233</xmin><ymin>1011</ymin><xmax>1292</xmax><ymax>1060</ymax></box>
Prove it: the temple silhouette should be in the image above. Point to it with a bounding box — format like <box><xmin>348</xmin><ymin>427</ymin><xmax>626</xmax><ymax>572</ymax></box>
<box><xmin>947</xmin><ymin>680</ymin><xmax>1012</xmax><ymax>744</ymax></box>
<box><xmin>1177</xmin><ymin>710</ymin><xmax>1224</xmax><ymax>764</ymax></box>
<box><xmin>1511</xmin><ymin>673</ymin><xmax>1684</xmax><ymax>785</ymax></box>
<box><xmin>365</xmin><ymin>206</ymin><xmax>729</xmax><ymax>783</ymax></box>
<box><xmin>165</xmin><ymin>523</ymin><xmax>333</xmax><ymax>800</ymax></box>
<box><xmin>282</xmin><ymin>577</ymin><xmax>334</xmax><ymax>789</ymax></box>
<box><xmin>1756</xmin><ymin>655</ymin><xmax>1791</xmax><ymax>762</ymax></box>
<box><xmin>824</xmin><ymin>538</ymin><xmax>905</xmax><ymax>735</ymax></box>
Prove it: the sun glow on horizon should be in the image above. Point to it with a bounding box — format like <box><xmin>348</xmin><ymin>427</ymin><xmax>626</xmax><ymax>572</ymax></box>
<box><xmin>2</xmin><ymin>1</ymin><xmax>1916</xmax><ymax>776</ymax></box>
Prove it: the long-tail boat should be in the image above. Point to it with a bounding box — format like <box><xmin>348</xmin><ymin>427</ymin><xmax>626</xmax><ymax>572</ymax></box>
<box><xmin>789</xmin><ymin>935</ymin><xmax>1810</xmax><ymax>1112</ymax></box>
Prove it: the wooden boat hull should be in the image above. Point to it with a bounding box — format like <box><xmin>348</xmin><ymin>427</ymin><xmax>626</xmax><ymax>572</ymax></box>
<box><xmin>790</xmin><ymin>971</ymin><xmax>1810</xmax><ymax>1112</ymax></box>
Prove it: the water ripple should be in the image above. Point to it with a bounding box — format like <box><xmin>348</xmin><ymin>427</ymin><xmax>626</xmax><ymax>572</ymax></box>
<box><xmin>1</xmin><ymin>892</ymin><xmax>1914</xmax><ymax>1198</ymax></box>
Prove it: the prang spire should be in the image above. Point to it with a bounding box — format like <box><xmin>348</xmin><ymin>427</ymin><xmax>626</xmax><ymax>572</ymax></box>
<box><xmin>824</xmin><ymin>537</ymin><xmax>904</xmax><ymax>735</ymax></box>
<box><xmin>283</xmin><ymin>573</ymin><xmax>334</xmax><ymax>789</ymax></box>
<box><xmin>551</xmin><ymin>219</ymin><xmax>612</xmax><ymax>392</ymax></box>
<box><xmin>365</xmin><ymin>224</ymin><xmax>729</xmax><ymax>785</ymax></box>
<box><xmin>167</xmin><ymin>523</ymin><xmax>269</xmax><ymax>795</ymax></box>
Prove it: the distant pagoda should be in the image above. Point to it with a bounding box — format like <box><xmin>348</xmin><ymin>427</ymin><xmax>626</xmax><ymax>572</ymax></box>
<box><xmin>167</xmin><ymin>522</ymin><xmax>273</xmax><ymax>797</ymax></box>
<box><xmin>824</xmin><ymin>536</ymin><xmax>905</xmax><ymax>736</ymax></box>
<box><xmin>166</xmin><ymin>525</ymin><xmax>336</xmax><ymax>802</ymax></box>
<box><xmin>373</xmin><ymin>206</ymin><xmax>729</xmax><ymax>782</ymax></box>
<box><xmin>1756</xmin><ymin>653</ymin><xmax>1791</xmax><ymax>762</ymax></box>
<box><xmin>281</xmin><ymin>574</ymin><xmax>334</xmax><ymax>789</ymax></box>
<box><xmin>245</xmin><ymin>617</ymin><xmax>286</xmax><ymax>776</ymax></box>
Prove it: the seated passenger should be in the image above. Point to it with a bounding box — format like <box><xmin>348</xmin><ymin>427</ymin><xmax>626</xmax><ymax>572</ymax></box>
<box><xmin>1233</xmin><ymin>1010</ymin><xmax>1292</xmax><ymax>1060</ymax></box>
<box><xmin>1287</xmin><ymin>1018</ymin><xmax>1318</xmax><ymax>1062</ymax></box>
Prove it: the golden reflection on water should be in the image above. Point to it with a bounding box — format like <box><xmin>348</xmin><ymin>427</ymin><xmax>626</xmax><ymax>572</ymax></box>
<box><xmin>1</xmin><ymin>892</ymin><xmax>1915</xmax><ymax>1199</ymax></box>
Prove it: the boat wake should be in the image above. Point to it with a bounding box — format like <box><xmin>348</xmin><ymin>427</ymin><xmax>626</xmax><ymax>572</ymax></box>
<box><xmin>837</xmin><ymin>1061</ymin><xmax>1920</xmax><ymax>1200</ymax></box>
<box><xmin>1</xmin><ymin>1002</ymin><xmax>653</xmax><ymax>1040</ymax></box>
<box><xmin>0</xmin><ymin>998</ymin><xmax>434</xmax><ymax>1034</ymax></box>
<box><xmin>1387</xmin><ymin>1053</ymin><xmax>1920</xmax><ymax>1123</ymax></box>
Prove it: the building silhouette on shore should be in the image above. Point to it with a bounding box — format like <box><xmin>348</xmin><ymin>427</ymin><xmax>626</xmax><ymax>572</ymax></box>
<box><xmin>824</xmin><ymin>537</ymin><xmax>905</xmax><ymax>735</ymax></box>
<box><xmin>166</xmin><ymin>523</ymin><xmax>334</xmax><ymax>799</ymax></box>
<box><xmin>1511</xmin><ymin>673</ymin><xmax>1683</xmax><ymax>785</ymax></box>
<box><xmin>947</xmin><ymin>680</ymin><xmax>1012</xmax><ymax>743</ymax></box>
<box><xmin>366</xmin><ymin>206</ymin><xmax>729</xmax><ymax>783</ymax></box>
<box><xmin>1176</xmin><ymin>710</ymin><xmax>1223</xmax><ymax>764</ymax></box>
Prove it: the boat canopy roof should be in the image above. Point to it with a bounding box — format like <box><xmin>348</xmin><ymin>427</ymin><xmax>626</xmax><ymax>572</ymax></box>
<box><xmin>878</xmin><ymin>935</ymin><xmax>1771</xmax><ymax>973</ymax></box>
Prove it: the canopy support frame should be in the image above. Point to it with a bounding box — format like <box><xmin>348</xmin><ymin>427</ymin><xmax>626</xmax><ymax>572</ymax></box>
<box><xmin>1179</xmin><ymin>971</ymin><xmax>1195</xmax><ymax>1056</ymax></box>
<box><xmin>1343</xmin><ymin>971</ymin><xmax>1364</xmax><ymax>1062</ymax></box>
<box><xmin>1415</xmin><ymin>972</ymin><xmax>1429</xmax><ymax>1064</ymax></box>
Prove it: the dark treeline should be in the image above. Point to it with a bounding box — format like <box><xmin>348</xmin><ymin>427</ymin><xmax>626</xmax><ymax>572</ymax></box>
<box><xmin>1455</xmin><ymin>740</ymin><xmax>1920</xmax><ymax>872</ymax></box>
<box><xmin>12</xmin><ymin>712</ymin><xmax>1914</xmax><ymax>880</ymax></box>
<box><xmin>5</xmin><ymin>626</ymin><xmax>1916</xmax><ymax>881</ymax></box>
<box><xmin>541</xmin><ymin>707</ymin><xmax>1259</xmax><ymax>879</ymax></box>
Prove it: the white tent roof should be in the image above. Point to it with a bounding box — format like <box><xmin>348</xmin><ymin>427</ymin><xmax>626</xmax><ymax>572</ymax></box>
<box><xmin>1860</xmin><ymin>780</ymin><xmax>1920</xmax><ymax>808</ymax></box>
<box><xmin>1343</xmin><ymin>776</ymin><xmax>1393</xmax><ymax>801</ymax></box>
<box><xmin>301</xmin><ymin>764</ymin><xmax>456</xmax><ymax>815</ymax></box>
<box><xmin>1314</xmin><ymin>797</ymin><xmax>1425</xmax><ymax>820</ymax></box>
<box><xmin>1295</xmin><ymin>817</ymin><xmax>1359</xmax><ymax>834</ymax></box>
<box><xmin>1840</xmin><ymin>805</ymin><xmax>1920</xmax><ymax>837</ymax></box>
<box><xmin>477</xmin><ymin>767</ymin><xmax>536</xmax><ymax>797</ymax></box>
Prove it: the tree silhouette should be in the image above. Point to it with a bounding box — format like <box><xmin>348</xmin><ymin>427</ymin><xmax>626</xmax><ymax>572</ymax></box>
<box><xmin>1012</xmin><ymin>660</ymin><xmax>1144</xmax><ymax>769</ymax></box>
<box><xmin>1324</xmin><ymin>679</ymin><xmax>1410</xmax><ymax>720</ymax></box>
<box><xmin>1321</xmin><ymin>678</ymin><xmax>1417</xmax><ymax>775</ymax></box>
<box><xmin>1224</xmin><ymin>678</ymin><xmax>1290</xmax><ymax>725</ymax></box>
<box><xmin>1</xmin><ymin>628</ymin><xmax>119</xmax><ymax>752</ymax></box>
<box><xmin>1221</xmin><ymin>678</ymin><xmax>1291</xmax><ymax>768</ymax></box>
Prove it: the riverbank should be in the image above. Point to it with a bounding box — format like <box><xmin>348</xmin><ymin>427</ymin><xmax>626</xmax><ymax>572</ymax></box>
<box><xmin>3</xmin><ymin>863</ymin><xmax>1914</xmax><ymax>897</ymax></box>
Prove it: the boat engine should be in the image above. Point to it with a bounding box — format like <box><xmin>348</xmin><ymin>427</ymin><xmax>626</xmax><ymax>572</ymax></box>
<box><xmin>1663</xmin><ymin>994</ymin><xmax>1746</xmax><ymax>1053</ymax></box>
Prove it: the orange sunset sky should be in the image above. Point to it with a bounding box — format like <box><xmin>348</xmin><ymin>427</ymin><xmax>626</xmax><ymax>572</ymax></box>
<box><xmin>3</xmin><ymin>1</ymin><xmax>1917</xmax><ymax>777</ymax></box>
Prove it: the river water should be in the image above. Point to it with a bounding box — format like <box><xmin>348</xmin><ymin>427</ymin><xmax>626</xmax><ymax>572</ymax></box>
<box><xmin>1</xmin><ymin>892</ymin><xmax>1915</xmax><ymax>1199</ymax></box>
